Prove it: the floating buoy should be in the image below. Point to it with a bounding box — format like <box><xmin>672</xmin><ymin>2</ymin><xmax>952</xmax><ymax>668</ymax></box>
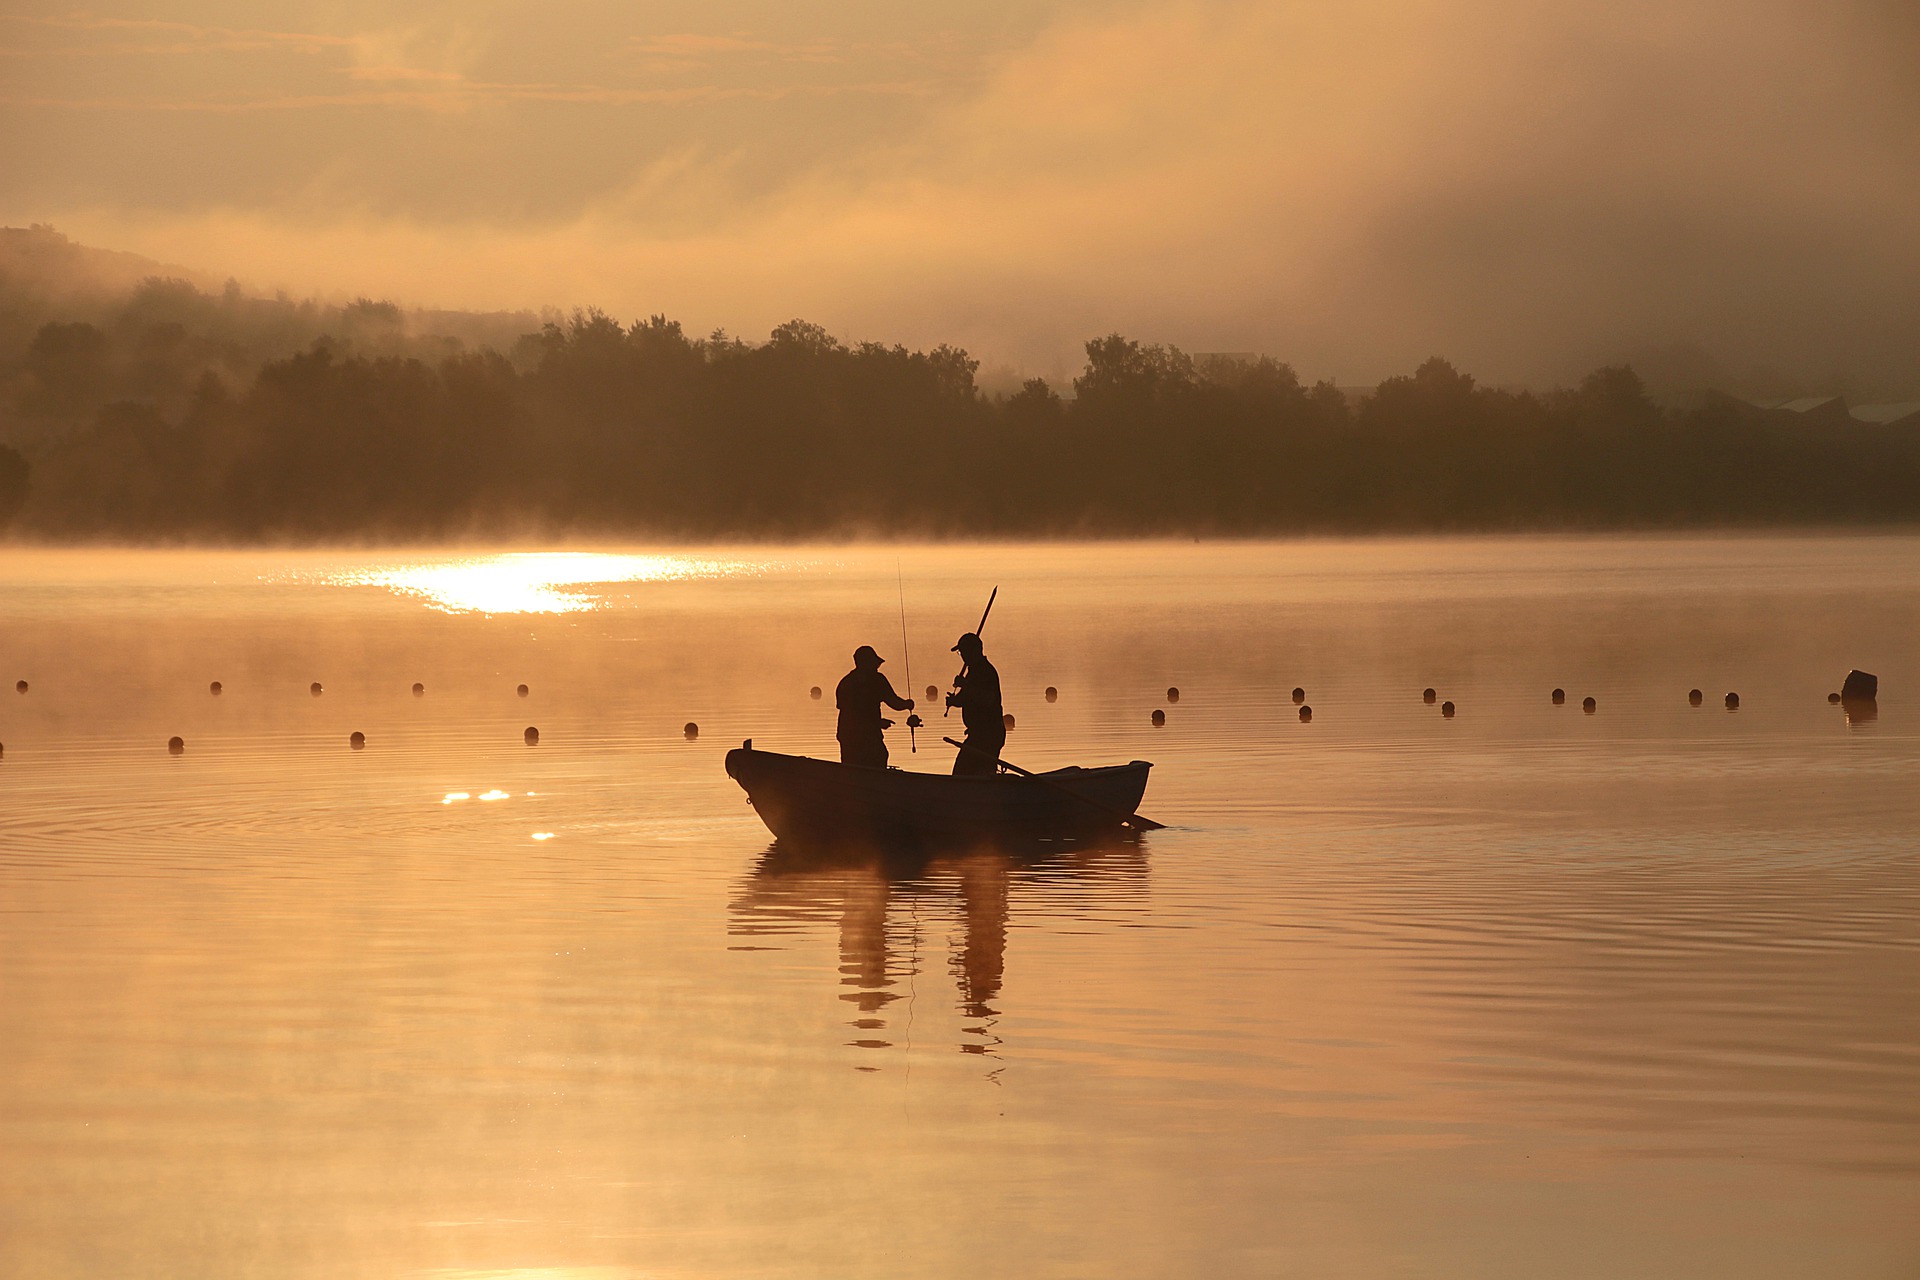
<box><xmin>412</xmin><ymin>682</ymin><xmax>425</xmax><ymax>697</ymax></box>
<box><xmin>1002</xmin><ymin>713</ymin><xmax>1016</xmax><ymax>731</ymax></box>
<box><xmin>1166</xmin><ymin>686</ymin><xmax>1181</xmax><ymax>703</ymax></box>
<box><xmin>517</xmin><ymin>684</ymin><xmax>529</xmax><ymax>698</ymax></box>
<box><xmin>349</xmin><ymin>731</ymin><xmax>366</xmax><ymax>749</ymax></box>
<box><xmin>1689</xmin><ymin>689</ymin><xmax>1703</xmax><ymax>707</ymax></box>
<box><xmin>208</xmin><ymin>681</ymin><xmax>222</xmax><ymax>695</ymax></box>
<box><xmin>1841</xmin><ymin>670</ymin><xmax>1879</xmax><ymax>701</ymax></box>
<box><xmin>1828</xmin><ymin>692</ymin><xmax>1842</xmax><ymax>704</ymax></box>
<box><xmin>15</xmin><ymin>680</ymin><xmax>27</xmax><ymax>694</ymax></box>
<box><xmin>1441</xmin><ymin>701</ymin><xmax>1456</xmax><ymax>718</ymax></box>
<box><xmin>524</xmin><ymin>726</ymin><xmax>540</xmax><ymax>746</ymax></box>
<box><xmin>1291</xmin><ymin>687</ymin><xmax>1306</xmax><ymax>704</ymax></box>
<box><xmin>683</xmin><ymin>721</ymin><xmax>699</xmax><ymax>740</ymax></box>
<box><xmin>1</xmin><ymin>742</ymin><xmax>6</xmax><ymax>759</ymax></box>
<box><xmin>1422</xmin><ymin>688</ymin><xmax>1436</xmax><ymax>704</ymax></box>
<box><xmin>1298</xmin><ymin>705</ymin><xmax>1312</xmax><ymax>722</ymax></box>
<box><xmin>310</xmin><ymin>682</ymin><xmax>323</xmax><ymax>696</ymax></box>
<box><xmin>1552</xmin><ymin>688</ymin><xmax>1565</xmax><ymax>705</ymax></box>
<box><xmin>1045</xmin><ymin>686</ymin><xmax>1058</xmax><ymax>703</ymax></box>
<box><xmin>809</xmin><ymin>686</ymin><xmax>822</xmax><ymax>700</ymax></box>
<box><xmin>167</xmin><ymin>736</ymin><xmax>185</xmax><ymax>755</ymax></box>
<box><xmin>1582</xmin><ymin>697</ymin><xmax>1597</xmax><ymax>713</ymax></box>
<box><xmin>926</xmin><ymin>685</ymin><xmax>938</xmax><ymax>701</ymax></box>
<box><xmin>1725</xmin><ymin>692</ymin><xmax>1739</xmax><ymax>710</ymax></box>
<box><xmin>1151</xmin><ymin>709</ymin><xmax>1166</xmax><ymax>727</ymax></box>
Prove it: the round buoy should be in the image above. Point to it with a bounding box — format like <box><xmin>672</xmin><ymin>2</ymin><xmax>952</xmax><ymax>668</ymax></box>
<box><xmin>517</xmin><ymin>684</ymin><xmax>530</xmax><ymax>698</ymax></box>
<box><xmin>412</xmin><ymin>682</ymin><xmax>425</xmax><ymax>697</ymax></box>
<box><xmin>1045</xmin><ymin>686</ymin><xmax>1058</xmax><ymax>703</ymax></box>
<box><xmin>310</xmin><ymin>682</ymin><xmax>323</xmax><ymax>696</ymax></box>
<box><xmin>683</xmin><ymin>721</ymin><xmax>699</xmax><ymax>740</ymax></box>
<box><xmin>1582</xmin><ymin>697</ymin><xmax>1597</xmax><ymax>713</ymax></box>
<box><xmin>1689</xmin><ymin>688</ymin><xmax>1703</xmax><ymax>707</ymax></box>
<box><xmin>349</xmin><ymin>731</ymin><xmax>366</xmax><ymax>750</ymax></box>
<box><xmin>1828</xmin><ymin>692</ymin><xmax>1842</xmax><ymax>704</ymax></box>
<box><xmin>926</xmin><ymin>685</ymin><xmax>938</xmax><ymax>701</ymax></box>
<box><xmin>15</xmin><ymin>680</ymin><xmax>27</xmax><ymax>694</ymax></box>
<box><xmin>1151</xmin><ymin>709</ymin><xmax>1166</xmax><ymax>727</ymax></box>
<box><xmin>809</xmin><ymin>686</ymin><xmax>822</xmax><ymax>700</ymax></box>
<box><xmin>1003</xmin><ymin>713</ymin><xmax>1016</xmax><ymax>731</ymax></box>
<box><xmin>209</xmin><ymin>681</ymin><xmax>223</xmax><ymax>695</ymax></box>
<box><xmin>524</xmin><ymin>726</ymin><xmax>540</xmax><ymax>746</ymax></box>
<box><xmin>1298</xmin><ymin>705</ymin><xmax>1312</xmax><ymax>722</ymax></box>
<box><xmin>1422</xmin><ymin>687</ymin><xmax>1436</xmax><ymax>704</ymax></box>
<box><xmin>1</xmin><ymin>742</ymin><xmax>6</xmax><ymax>759</ymax></box>
<box><xmin>1166</xmin><ymin>686</ymin><xmax>1181</xmax><ymax>703</ymax></box>
<box><xmin>1725</xmin><ymin>692</ymin><xmax>1739</xmax><ymax>710</ymax></box>
<box><xmin>1291</xmin><ymin>687</ymin><xmax>1306</xmax><ymax>704</ymax></box>
<box><xmin>1441</xmin><ymin>700</ymin><xmax>1456</xmax><ymax>718</ymax></box>
<box><xmin>167</xmin><ymin>736</ymin><xmax>185</xmax><ymax>755</ymax></box>
<box><xmin>1552</xmin><ymin>688</ymin><xmax>1565</xmax><ymax>705</ymax></box>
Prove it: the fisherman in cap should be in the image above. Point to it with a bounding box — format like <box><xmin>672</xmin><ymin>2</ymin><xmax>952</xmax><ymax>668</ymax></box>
<box><xmin>835</xmin><ymin>644</ymin><xmax>915</xmax><ymax>768</ymax></box>
<box><xmin>945</xmin><ymin>631</ymin><xmax>1005</xmax><ymax>777</ymax></box>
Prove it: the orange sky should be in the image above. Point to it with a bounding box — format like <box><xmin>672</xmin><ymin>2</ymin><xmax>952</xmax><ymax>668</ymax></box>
<box><xmin>4</xmin><ymin>0</ymin><xmax>1917</xmax><ymax>387</ymax></box>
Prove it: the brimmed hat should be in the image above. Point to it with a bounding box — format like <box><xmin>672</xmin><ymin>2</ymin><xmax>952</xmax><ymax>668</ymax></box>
<box><xmin>951</xmin><ymin>632</ymin><xmax>983</xmax><ymax>653</ymax></box>
<box><xmin>853</xmin><ymin>644</ymin><xmax>884</xmax><ymax>666</ymax></box>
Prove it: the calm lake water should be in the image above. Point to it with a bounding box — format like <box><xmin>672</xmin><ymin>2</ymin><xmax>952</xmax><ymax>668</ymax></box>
<box><xmin>2</xmin><ymin>537</ymin><xmax>1917</xmax><ymax>1279</ymax></box>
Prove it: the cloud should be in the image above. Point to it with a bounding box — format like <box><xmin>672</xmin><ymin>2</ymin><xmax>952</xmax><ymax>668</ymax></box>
<box><xmin>0</xmin><ymin>12</ymin><xmax>356</xmax><ymax>55</ymax></box>
<box><xmin>33</xmin><ymin>0</ymin><xmax>1920</xmax><ymax>390</ymax></box>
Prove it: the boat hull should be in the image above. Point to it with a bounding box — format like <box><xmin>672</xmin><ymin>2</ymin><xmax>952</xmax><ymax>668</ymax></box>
<box><xmin>724</xmin><ymin>746</ymin><xmax>1152</xmax><ymax>848</ymax></box>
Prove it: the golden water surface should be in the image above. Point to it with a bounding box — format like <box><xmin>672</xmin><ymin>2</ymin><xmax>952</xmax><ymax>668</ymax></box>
<box><xmin>1</xmin><ymin>538</ymin><xmax>1916</xmax><ymax>1278</ymax></box>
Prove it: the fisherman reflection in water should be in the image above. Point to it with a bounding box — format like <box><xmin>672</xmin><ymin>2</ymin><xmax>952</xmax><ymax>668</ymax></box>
<box><xmin>836</xmin><ymin>645</ymin><xmax>914</xmax><ymax>768</ymax></box>
<box><xmin>946</xmin><ymin>631</ymin><xmax>1005</xmax><ymax>776</ymax></box>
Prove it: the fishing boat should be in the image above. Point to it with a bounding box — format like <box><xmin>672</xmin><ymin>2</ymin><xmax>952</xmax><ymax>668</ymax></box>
<box><xmin>724</xmin><ymin>741</ymin><xmax>1154</xmax><ymax>847</ymax></box>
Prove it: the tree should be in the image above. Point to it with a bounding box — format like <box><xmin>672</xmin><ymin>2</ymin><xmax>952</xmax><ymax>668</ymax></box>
<box><xmin>0</xmin><ymin>444</ymin><xmax>27</xmax><ymax>526</ymax></box>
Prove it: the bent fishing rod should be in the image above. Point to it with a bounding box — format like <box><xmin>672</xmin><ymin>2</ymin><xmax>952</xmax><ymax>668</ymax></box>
<box><xmin>943</xmin><ymin>585</ymin><xmax>998</xmax><ymax>718</ymax></box>
<box><xmin>897</xmin><ymin>562</ymin><xmax>922</xmax><ymax>753</ymax></box>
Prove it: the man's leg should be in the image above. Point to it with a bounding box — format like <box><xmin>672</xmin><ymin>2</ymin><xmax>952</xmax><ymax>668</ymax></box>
<box><xmin>951</xmin><ymin>731</ymin><xmax>1005</xmax><ymax>776</ymax></box>
<box><xmin>841</xmin><ymin>735</ymin><xmax>889</xmax><ymax>768</ymax></box>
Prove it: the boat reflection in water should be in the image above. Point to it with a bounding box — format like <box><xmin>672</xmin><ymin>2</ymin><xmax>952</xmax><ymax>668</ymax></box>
<box><xmin>728</xmin><ymin>835</ymin><xmax>1151</xmax><ymax>1064</ymax></box>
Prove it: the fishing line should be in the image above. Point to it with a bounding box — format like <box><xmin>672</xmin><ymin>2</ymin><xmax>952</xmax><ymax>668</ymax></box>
<box><xmin>897</xmin><ymin>560</ymin><xmax>919</xmax><ymax>752</ymax></box>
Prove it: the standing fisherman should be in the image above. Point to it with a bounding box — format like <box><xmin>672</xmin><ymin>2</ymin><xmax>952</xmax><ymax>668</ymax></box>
<box><xmin>836</xmin><ymin>645</ymin><xmax>915</xmax><ymax>768</ymax></box>
<box><xmin>945</xmin><ymin>632</ymin><xmax>1005</xmax><ymax>776</ymax></box>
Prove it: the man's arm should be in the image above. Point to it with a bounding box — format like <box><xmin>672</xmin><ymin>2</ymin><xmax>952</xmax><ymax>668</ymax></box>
<box><xmin>881</xmin><ymin>676</ymin><xmax>914</xmax><ymax>712</ymax></box>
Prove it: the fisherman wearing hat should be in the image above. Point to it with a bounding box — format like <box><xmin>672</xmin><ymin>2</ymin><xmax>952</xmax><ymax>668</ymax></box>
<box><xmin>835</xmin><ymin>644</ymin><xmax>916</xmax><ymax>768</ymax></box>
<box><xmin>945</xmin><ymin>632</ymin><xmax>1005</xmax><ymax>777</ymax></box>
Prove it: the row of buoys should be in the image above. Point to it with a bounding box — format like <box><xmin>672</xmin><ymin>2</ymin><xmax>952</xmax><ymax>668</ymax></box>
<box><xmin>92</xmin><ymin>722</ymin><xmax>754</xmax><ymax>754</ymax></box>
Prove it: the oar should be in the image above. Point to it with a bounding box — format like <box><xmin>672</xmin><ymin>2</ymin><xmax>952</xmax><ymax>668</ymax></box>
<box><xmin>944</xmin><ymin>585</ymin><xmax>997</xmax><ymax>719</ymax></box>
<box><xmin>943</xmin><ymin>737</ymin><xmax>1165</xmax><ymax>832</ymax></box>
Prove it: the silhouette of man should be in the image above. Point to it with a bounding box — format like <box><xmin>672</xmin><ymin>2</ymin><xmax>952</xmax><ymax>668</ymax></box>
<box><xmin>946</xmin><ymin>632</ymin><xmax>1005</xmax><ymax>776</ymax></box>
<box><xmin>836</xmin><ymin>644</ymin><xmax>914</xmax><ymax>768</ymax></box>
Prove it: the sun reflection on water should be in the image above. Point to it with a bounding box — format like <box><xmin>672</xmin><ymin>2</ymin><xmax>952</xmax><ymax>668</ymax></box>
<box><xmin>304</xmin><ymin>552</ymin><xmax>767</xmax><ymax>614</ymax></box>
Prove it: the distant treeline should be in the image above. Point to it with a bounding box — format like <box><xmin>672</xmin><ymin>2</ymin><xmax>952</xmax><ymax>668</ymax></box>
<box><xmin>3</xmin><ymin>275</ymin><xmax>1919</xmax><ymax>539</ymax></box>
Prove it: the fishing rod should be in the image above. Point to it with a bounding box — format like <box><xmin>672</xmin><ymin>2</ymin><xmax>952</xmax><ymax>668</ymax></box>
<box><xmin>897</xmin><ymin>562</ymin><xmax>922</xmax><ymax>753</ymax></box>
<box><xmin>944</xmin><ymin>585</ymin><xmax>998</xmax><ymax>718</ymax></box>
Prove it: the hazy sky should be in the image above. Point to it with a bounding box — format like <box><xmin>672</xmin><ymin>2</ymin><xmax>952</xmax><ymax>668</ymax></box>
<box><xmin>4</xmin><ymin>0</ymin><xmax>1917</xmax><ymax>387</ymax></box>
